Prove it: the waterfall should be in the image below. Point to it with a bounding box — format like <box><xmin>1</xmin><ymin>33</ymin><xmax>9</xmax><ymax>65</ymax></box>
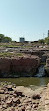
<box><xmin>35</xmin><ymin>65</ymin><xmax>45</xmax><ymax>77</ymax></box>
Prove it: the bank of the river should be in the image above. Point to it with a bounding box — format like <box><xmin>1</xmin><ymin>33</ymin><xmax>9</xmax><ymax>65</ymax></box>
<box><xmin>0</xmin><ymin>81</ymin><xmax>49</xmax><ymax>111</ymax></box>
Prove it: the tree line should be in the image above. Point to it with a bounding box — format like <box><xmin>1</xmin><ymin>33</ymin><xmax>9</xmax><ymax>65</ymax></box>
<box><xmin>0</xmin><ymin>34</ymin><xmax>12</xmax><ymax>43</ymax></box>
<box><xmin>38</xmin><ymin>37</ymin><xmax>49</xmax><ymax>45</ymax></box>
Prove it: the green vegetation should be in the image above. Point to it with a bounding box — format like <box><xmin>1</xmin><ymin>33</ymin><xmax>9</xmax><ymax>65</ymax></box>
<box><xmin>38</xmin><ymin>39</ymin><xmax>44</xmax><ymax>44</ymax></box>
<box><xmin>40</xmin><ymin>62</ymin><xmax>46</xmax><ymax>65</ymax></box>
<box><xmin>0</xmin><ymin>78</ymin><xmax>43</xmax><ymax>86</ymax></box>
<box><xmin>0</xmin><ymin>52</ymin><xmax>23</xmax><ymax>57</ymax></box>
<box><xmin>0</xmin><ymin>77</ymin><xmax>49</xmax><ymax>86</ymax></box>
<box><xmin>0</xmin><ymin>34</ymin><xmax>12</xmax><ymax>43</ymax></box>
<box><xmin>0</xmin><ymin>52</ymin><xmax>13</xmax><ymax>57</ymax></box>
<box><xmin>0</xmin><ymin>43</ymin><xmax>20</xmax><ymax>48</ymax></box>
<box><xmin>16</xmin><ymin>53</ymin><xmax>23</xmax><ymax>56</ymax></box>
<box><xmin>2</xmin><ymin>37</ymin><xmax>12</xmax><ymax>43</ymax></box>
<box><xmin>0</xmin><ymin>33</ymin><xmax>49</xmax><ymax>49</ymax></box>
<box><xmin>38</xmin><ymin>37</ymin><xmax>49</xmax><ymax>45</ymax></box>
<box><xmin>0</xmin><ymin>34</ymin><xmax>4</xmax><ymax>42</ymax></box>
<box><xmin>44</xmin><ymin>37</ymin><xmax>49</xmax><ymax>45</ymax></box>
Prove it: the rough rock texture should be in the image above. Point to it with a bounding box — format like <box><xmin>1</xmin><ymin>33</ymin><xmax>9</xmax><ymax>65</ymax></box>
<box><xmin>0</xmin><ymin>82</ymin><xmax>49</xmax><ymax>111</ymax></box>
<box><xmin>0</xmin><ymin>55</ymin><xmax>40</xmax><ymax>77</ymax></box>
<box><xmin>45</xmin><ymin>58</ymin><xmax>49</xmax><ymax>76</ymax></box>
<box><xmin>38</xmin><ymin>83</ymin><xmax>49</xmax><ymax>111</ymax></box>
<box><xmin>41</xmin><ymin>54</ymin><xmax>47</xmax><ymax>62</ymax></box>
<box><xmin>0</xmin><ymin>82</ymin><xmax>44</xmax><ymax>111</ymax></box>
<box><xmin>0</xmin><ymin>58</ymin><xmax>11</xmax><ymax>75</ymax></box>
<box><xmin>31</xmin><ymin>50</ymin><xmax>44</xmax><ymax>58</ymax></box>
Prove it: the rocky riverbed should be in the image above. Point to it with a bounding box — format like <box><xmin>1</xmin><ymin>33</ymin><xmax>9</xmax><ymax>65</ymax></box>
<box><xmin>0</xmin><ymin>81</ymin><xmax>49</xmax><ymax>111</ymax></box>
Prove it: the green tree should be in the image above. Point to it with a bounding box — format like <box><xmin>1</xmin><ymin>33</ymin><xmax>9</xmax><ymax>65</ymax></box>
<box><xmin>45</xmin><ymin>37</ymin><xmax>49</xmax><ymax>45</ymax></box>
<box><xmin>0</xmin><ymin>34</ymin><xmax>4</xmax><ymax>42</ymax></box>
<box><xmin>38</xmin><ymin>39</ymin><xmax>44</xmax><ymax>44</ymax></box>
<box><xmin>2</xmin><ymin>37</ymin><xmax>12</xmax><ymax>43</ymax></box>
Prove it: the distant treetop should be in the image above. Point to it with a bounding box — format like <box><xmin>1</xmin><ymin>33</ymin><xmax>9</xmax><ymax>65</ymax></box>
<box><xmin>0</xmin><ymin>34</ymin><xmax>12</xmax><ymax>43</ymax></box>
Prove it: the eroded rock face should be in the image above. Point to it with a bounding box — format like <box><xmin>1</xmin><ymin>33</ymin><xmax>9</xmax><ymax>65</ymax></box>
<box><xmin>12</xmin><ymin>56</ymin><xmax>40</xmax><ymax>74</ymax></box>
<box><xmin>0</xmin><ymin>58</ymin><xmax>11</xmax><ymax>77</ymax></box>
<box><xmin>45</xmin><ymin>58</ymin><xmax>49</xmax><ymax>76</ymax></box>
<box><xmin>0</xmin><ymin>55</ymin><xmax>40</xmax><ymax>77</ymax></box>
<box><xmin>31</xmin><ymin>50</ymin><xmax>44</xmax><ymax>58</ymax></box>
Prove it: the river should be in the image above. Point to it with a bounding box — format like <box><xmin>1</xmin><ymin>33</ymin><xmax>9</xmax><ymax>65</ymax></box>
<box><xmin>0</xmin><ymin>77</ymin><xmax>49</xmax><ymax>87</ymax></box>
<box><xmin>0</xmin><ymin>65</ymin><xmax>49</xmax><ymax>87</ymax></box>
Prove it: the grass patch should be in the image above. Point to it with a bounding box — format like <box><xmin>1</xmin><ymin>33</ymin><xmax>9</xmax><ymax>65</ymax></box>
<box><xmin>0</xmin><ymin>52</ymin><xmax>23</xmax><ymax>57</ymax></box>
<box><xmin>40</xmin><ymin>62</ymin><xmax>46</xmax><ymax>65</ymax></box>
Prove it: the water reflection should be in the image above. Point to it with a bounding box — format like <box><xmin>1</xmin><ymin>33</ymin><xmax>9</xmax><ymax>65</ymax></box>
<box><xmin>39</xmin><ymin>78</ymin><xmax>46</xmax><ymax>86</ymax></box>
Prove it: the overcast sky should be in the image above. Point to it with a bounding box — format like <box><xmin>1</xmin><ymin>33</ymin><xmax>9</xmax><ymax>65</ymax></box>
<box><xmin>0</xmin><ymin>0</ymin><xmax>49</xmax><ymax>41</ymax></box>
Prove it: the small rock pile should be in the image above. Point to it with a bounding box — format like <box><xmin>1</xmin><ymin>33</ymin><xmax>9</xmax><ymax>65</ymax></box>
<box><xmin>0</xmin><ymin>83</ymin><xmax>41</xmax><ymax>111</ymax></box>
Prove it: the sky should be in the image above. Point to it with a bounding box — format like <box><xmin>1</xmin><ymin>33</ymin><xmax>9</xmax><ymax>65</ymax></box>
<box><xmin>0</xmin><ymin>0</ymin><xmax>49</xmax><ymax>41</ymax></box>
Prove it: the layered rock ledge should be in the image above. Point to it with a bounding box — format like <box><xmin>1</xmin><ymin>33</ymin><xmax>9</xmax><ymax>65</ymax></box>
<box><xmin>0</xmin><ymin>55</ymin><xmax>40</xmax><ymax>77</ymax></box>
<box><xmin>45</xmin><ymin>58</ymin><xmax>49</xmax><ymax>76</ymax></box>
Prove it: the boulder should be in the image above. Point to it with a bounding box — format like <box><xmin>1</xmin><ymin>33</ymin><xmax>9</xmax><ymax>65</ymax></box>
<box><xmin>32</xmin><ymin>94</ymin><xmax>41</xmax><ymax>100</ymax></box>
<box><xmin>14</xmin><ymin>91</ymin><xmax>23</xmax><ymax>97</ymax></box>
<box><xmin>33</xmin><ymin>104</ymin><xmax>38</xmax><ymax>109</ymax></box>
<box><xmin>21</xmin><ymin>106</ymin><xmax>25</xmax><ymax>111</ymax></box>
<box><xmin>0</xmin><ymin>90</ymin><xmax>4</xmax><ymax>94</ymax></box>
<box><xmin>13</xmin><ymin>99</ymin><xmax>20</xmax><ymax>105</ymax></box>
<box><xmin>6</xmin><ymin>100</ymin><xmax>13</xmax><ymax>107</ymax></box>
<box><xmin>22</xmin><ymin>108</ymin><xmax>25</xmax><ymax>111</ymax></box>
<box><xmin>26</xmin><ymin>105</ymin><xmax>31</xmax><ymax>110</ymax></box>
<box><xmin>9</xmin><ymin>108</ymin><xmax>15</xmax><ymax>111</ymax></box>
<box><xmin>7</xmin><ymin>85</ymin><xmax>13</xmax><ymax>91</ymax></box>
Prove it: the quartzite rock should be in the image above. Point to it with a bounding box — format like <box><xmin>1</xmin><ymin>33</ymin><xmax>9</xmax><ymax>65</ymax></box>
<box><xmin>0</xmin><ymin>56</ymin><xmax>40</xmax><ymax>77</ymax></box>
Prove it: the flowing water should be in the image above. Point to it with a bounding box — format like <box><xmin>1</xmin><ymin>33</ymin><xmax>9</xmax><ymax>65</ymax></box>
<box><xmin>34</xmin><ymin>65</ymin><xmax>45</xmax><ymax>77</ymax></box>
